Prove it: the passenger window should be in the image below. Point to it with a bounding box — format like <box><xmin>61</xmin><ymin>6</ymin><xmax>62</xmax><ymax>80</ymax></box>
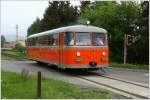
<box><xmin>52</xmin><ymin>34</ymin><xmax>59</xmax><ymax>46</ymax></box>
<box><xmin>32</xmin><ymin>38</ymin><xmax>36</xmax><ymax>46</ymax></box>
<box><xmin>65</xmin><ymin>32</ymin><xmax>74</xmax><ymax>46</ymax></box>
<box><xmin>48</xmin><ymin>35</ymin><xmax>53</xmax><ymax>46</ymax></box>
<box><xmin>38</xmin><ymin>37</ymin><xmax>43</xmax><ymax>46</ymax></box>
<box><xmin>43</xmin><ymin>36</ymin><xmax>48</xmax><ymax>46</ymax></box>
<box><xmin>26</xmin><ymin>39</ymin><xmax>28</xmax><ymax>46</ymax></box>
<box><xmin>36</xmin><ymin>37</ymin><xmax>40</xmax><ymax>46</ymax></box>
<box><xmin>93</xmin><ymin>33</ymin><xmax>105</xmax><ymax>46</ymax></box>
<box><xmin>26</xmin><ymin>39</ymin><xmax>29</xmax><ymax>46</ymax></box>
<box><xmin>35</xmin><ymin>37</ymin><xmax>38</xmax><ymax>46</ymax></box>
<box><xmin>29</xmin><ymin>39</ymin><xmax>31</xmax><ymax>46</ymax></box>
<box><xmin>46</xmin><ymin>36</ymin><xmax>49</xmax><ymax>46</ymax></box>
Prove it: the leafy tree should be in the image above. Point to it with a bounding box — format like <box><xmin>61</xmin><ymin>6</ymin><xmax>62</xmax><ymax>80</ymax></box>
<box><xmin>27</xmin><ymin>1</ymin><xmax>79</xmax><ymax>36</ymax></box>
<box><xmin>1</xmin><ymin>35</ymin><xmax>6</xmax><ymax>47</ymax></box>
<box><xmin>27</xmin><ymin>17</ymin><xmax>41</xmax><ymax>36</ymax></box>
<box><xmin>80</xmin><ymin>1</ymin><xmax>91</xmax><ymax>14</ymax></box>
<box><xmin>127</xmin><ymin>1</ymin><xmax>149</xmax><ymax>64</ymax></box>
<box><xmin>38</xmin><ymin>1</ymin><xmax>79</xmax><ymax>32</ymax></box>
<box><xmin>14</xmin><ymin>43</ymin><xmax>25</xmax><ymax>52</ymax></box>
<box><xmin>81</xmin><ymin>1</ymin><xmax>141</xmax><ymax>63</ymax></box>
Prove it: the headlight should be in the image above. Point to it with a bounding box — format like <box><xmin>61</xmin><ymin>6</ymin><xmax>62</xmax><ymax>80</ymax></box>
<box><xmin>102</xmin><ymin>52</ymin><xmax>106</xmax><ymax>56</ymax></box>
<box><xmin>76</xmin><ymin>52</ymin><xmax>80</xmax><ymax>56</ymax></box>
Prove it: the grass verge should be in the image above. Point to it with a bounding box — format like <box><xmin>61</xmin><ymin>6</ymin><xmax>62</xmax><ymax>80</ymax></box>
<box><xmin>110</xmin><ymin>63</ymin><xmax>149</xmax><ymax>70</ymax></box>
<box><xmin>2</xmin><ymin>48</ymin><xmax>25</xmax><ymax>57</ymax></box>
<box><xmin>1</xmin><ymin>54</ymin><xmax>16</xmax><ymax>60</ymax></box>
<box><xmin>15</xmin><ymin>51</ymin><xmax>25</xmax><ymax>57</ymax></box>
<box><xmin>2</xmin><ymin>71</ymin><xmax>110</xmax><ymax>99</ymax></box>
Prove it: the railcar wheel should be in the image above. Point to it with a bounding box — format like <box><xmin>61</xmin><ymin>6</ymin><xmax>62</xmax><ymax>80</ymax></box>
<box><xmin>88</xmin><ymin>68</ymin><xmax>99</xmax><ymax>71</ymax></box>
<box><xmin>36</xmin><ymin>61</ymin><xmax>47</xmax><ymax>65</ymax></box>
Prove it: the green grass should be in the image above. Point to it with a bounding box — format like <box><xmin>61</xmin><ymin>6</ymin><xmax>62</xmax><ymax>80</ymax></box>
<box><xmin>1</xmin><ymin>48</ymin><xmax>13</xmax><ymax>51</ymax></box>
<box><xmin>1</xmin><ymin>54</ymin><xmax>16</xmax><ymax>60</ymax></box>
<box><xmin>2</xmin><ymin>48</ymin><xmax>25</xmax><ymax>57</ymax></box>
<box><xmin>110</xmin><ymin>63</ymin><xmax>149</xmax><ymax>70</ymax></box>
<box><xmin>15</xmin><ymin>51</ymin><xmax>25</xmax><ymax>57</ymax></box>
<box><xmin>2</xmin><ymin>71</ymin><xmax>110</xmax><ymax>99</ymax></box>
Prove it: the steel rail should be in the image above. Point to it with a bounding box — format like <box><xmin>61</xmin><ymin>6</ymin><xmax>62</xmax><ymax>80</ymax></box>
<box><xmin>78</xmin><ymin>76</ymin><xmax>148</xmax><ymax>99</ymax></box>
<box><xmin>76</xmin><ymin>73</ymin><xmax>149</xmax><ymax>99</ymax></box>
<box><xmin>90</xmin><ymin>71</ymin><xmax>149</xmax><ymax>88</ymax></box>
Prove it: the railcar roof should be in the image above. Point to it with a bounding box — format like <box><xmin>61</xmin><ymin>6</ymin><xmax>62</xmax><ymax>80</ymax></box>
<box><xmin>27</xmin><ymin>25</ymin><xmax>107</xmax><ymax>39</ymax></box>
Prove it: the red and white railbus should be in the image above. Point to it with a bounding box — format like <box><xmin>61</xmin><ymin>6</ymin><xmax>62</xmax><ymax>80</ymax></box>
<box><xmin>26</xmin><ymin>25</ymin><xmax>109</xmax><ymax>69</ymax></box>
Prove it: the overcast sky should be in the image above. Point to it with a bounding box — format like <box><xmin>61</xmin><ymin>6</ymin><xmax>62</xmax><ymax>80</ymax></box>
<box><xmin>1</xmin><ymin>1</ymin><xmax>80</xmax><ymax>42</ymax></box>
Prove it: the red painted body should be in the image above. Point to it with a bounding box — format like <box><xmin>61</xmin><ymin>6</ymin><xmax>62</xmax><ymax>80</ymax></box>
<box><xmin>27</xmin><ymin>47</ymin><xmax>108</xmax><ymax>64</ymax></box>
<box><xmin>26</xmin><ymin>32</ymin><xmax>109</xmax><ymax>69</ymax></box>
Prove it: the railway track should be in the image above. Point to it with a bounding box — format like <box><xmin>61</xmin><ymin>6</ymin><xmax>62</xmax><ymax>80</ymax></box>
<box><xmin>75</xmin><ymin>71</ymin><xmax>149</xmax><ymax>99</ymax></box>
<box><xmin>2</xmin><ymin>51</ymin><xmax>149</xmax><ymax>98</ymax></box>
<box><xmin>92</xmin><ymin>71</ymin><xmax>149</xmax><ymax>88</ymax></box>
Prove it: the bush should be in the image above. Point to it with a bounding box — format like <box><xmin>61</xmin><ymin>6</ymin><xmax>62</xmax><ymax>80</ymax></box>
<box><xmin>14</xmin><ymin>43</ymin><xmax>25</xmax><ymax>52</ymax></box>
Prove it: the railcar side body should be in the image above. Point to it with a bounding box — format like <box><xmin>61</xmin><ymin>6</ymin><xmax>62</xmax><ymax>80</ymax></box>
<box><xmin>26</xmin><ymin>25</ymin><xmax>109</xmax><ymax>69</ymax></box>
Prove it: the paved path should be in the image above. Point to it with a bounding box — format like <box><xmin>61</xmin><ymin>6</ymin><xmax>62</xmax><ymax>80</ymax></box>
<box><xmin>1</xmin><ymin>60</ymin><xmax>149</xmax><ymax>86</ymax></box>
<box><xmin>1</xmin><ymin>60</ymin><xmax>149</xmax><ymax>99</ymax></box>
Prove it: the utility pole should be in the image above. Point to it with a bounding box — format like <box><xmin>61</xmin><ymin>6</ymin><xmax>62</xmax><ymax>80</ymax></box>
<box><xmin>124</xmin><ymin>34</ymin><xmax>134</xmax><ymax>64</ymax></box>
<box><xmin>123</xmin><ymin>34</ymin><xmax>127</xmax><ymax>64</ymax></box>
<box><xmin>16</xmin><ymin>25</ymin><xmax>18</xmax><ymax>42</ymax></box>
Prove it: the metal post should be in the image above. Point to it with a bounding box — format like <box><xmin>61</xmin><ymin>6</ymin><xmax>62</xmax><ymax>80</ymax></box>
<box><xmin>16</xmin><ymin>25</ymin><xmax>18</xmax><ymax>42</ymax></box>
<box><xmin>37</xmin><ymin>71</ymin><xmax>41</xmax><ymax>98</ymax></box>
<box><xmin>123</xmin><ymin>34</ymin><xmax>127</xmax><ymax>64</ymax></box>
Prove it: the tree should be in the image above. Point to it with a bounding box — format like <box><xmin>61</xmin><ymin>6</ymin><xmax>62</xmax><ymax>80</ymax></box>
<box><xmin>81</xmin><ymin>1</ymin><xmax>141</xmax><ymax>63</ymax></box>
<box><xmin>27</xmin><ymin>1</ymin><xmax>79</xmax><ymax>35</ymax></box>
<box><xmin>80</xmin><ymin>1</ymin><xmax>91</xmax><ymax>14</ymax></box>
<box><xmin>14</xmin><ymin>43</ymin><xmax>25</xmax><ymax>52</ymax></box>
<box><xmin>127</xmin><ymin>1</ymin><xmax>149</xmax><ymax>64</ymax></box>
<box><xmin>27</xmin><ymin>17</ymin><xmax>41</xmax><ymax>36</ymax></box>
<box><xmin>38</xmin><ymin>1</ymin><xmax>79</xmax><ymax>32</ymax></box>
<box><xmin>1</xmin><ymin>35</ymin><xmax>6</xmax><ymax>47</ymax></box>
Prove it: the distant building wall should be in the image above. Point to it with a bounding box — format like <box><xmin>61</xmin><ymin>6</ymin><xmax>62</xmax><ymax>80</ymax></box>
<box><xmin>16</xmin><ymin>40</ymin><xmax>26</xmax><ymax>47</ymax></box>
<box><xmin>3</xmin><ymin>40</ymin><xmax>26</xmax><ymax>48</ymax></box>
<box><xmin>3</xmin><ymin>42</ymin><xmax>14</xmax><ymax>48</ymax></box>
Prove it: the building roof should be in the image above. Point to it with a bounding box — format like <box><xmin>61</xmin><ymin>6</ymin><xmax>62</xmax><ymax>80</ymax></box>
<box><xmin>27</xmin><ymin>25</ymin><xmax>107</xmax><ymax>39</ymax></box>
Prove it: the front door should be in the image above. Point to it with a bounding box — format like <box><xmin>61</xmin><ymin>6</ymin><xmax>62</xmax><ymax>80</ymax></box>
<box><xmin>58</xmin><ymin>32</ymin><xmax>64</xmax><ymax>69</ymax></box>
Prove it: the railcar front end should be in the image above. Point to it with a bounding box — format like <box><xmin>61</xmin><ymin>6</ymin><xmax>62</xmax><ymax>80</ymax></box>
<box><xmin>61</xmin><ymin>32</ymin><xmax>109</xmax><ymax>69</ymax></box>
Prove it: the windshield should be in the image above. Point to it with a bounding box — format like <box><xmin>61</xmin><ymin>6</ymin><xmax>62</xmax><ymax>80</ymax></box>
<box><xmin>93</xmin><ymin>33</ymin><xmax>105</xmax><ymax>46</ymax></box>
<box><xmin>65</xmin><ymin>32</ymin><xmax>106</xmax><ymax>46</ymax></box>
<box><xmin>76</xmin><ymin>33</ymin><xmax>91</xmax><ymax>46</ymax></box>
